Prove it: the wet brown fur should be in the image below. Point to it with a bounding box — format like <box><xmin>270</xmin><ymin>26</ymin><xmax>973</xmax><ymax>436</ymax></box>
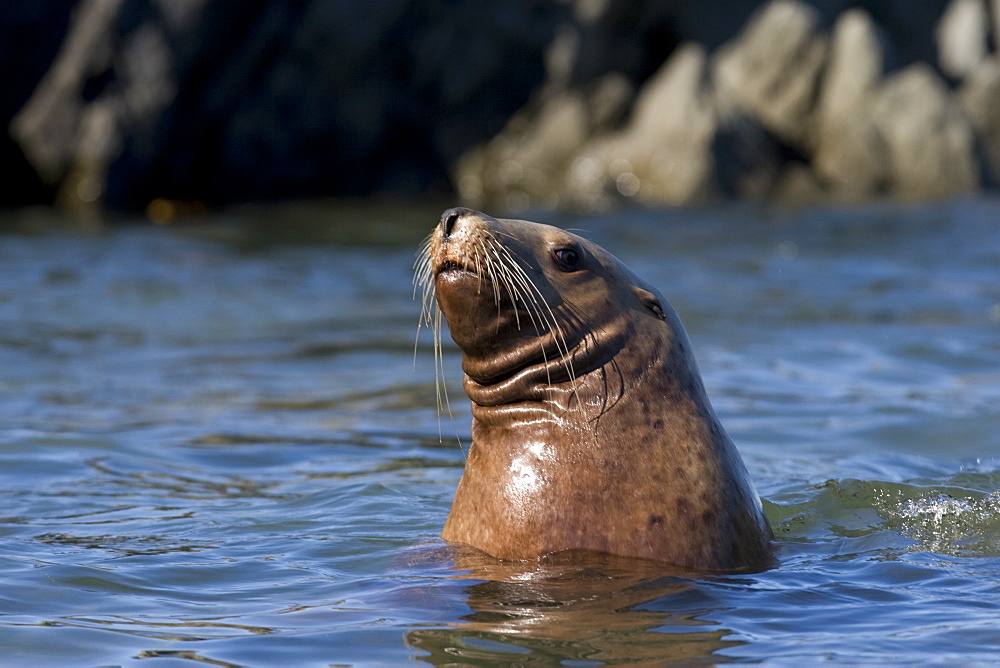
<box><xmin>416</xmin><ymin>208</ymin><xmax>774</xmax><ymax>572</ymax></box>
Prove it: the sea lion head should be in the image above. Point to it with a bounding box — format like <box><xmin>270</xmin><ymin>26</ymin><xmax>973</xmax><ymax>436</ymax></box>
<box><xmin>416</xmin><ymin>207</ymin><xmax>702</xmax><ymax>423</ymax></box>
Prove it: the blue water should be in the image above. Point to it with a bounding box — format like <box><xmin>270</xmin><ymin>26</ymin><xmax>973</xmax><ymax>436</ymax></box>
<box><xmin>1</xmin><ymin>199</ymin><xmax>999</xmax><ymax>664</ymax></box>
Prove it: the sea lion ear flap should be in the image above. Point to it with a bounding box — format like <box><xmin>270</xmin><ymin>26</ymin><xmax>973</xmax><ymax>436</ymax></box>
<box><xmin>634</xmin><ymin>287</ymin><xmax>666</xmax><ymax>320</ymax></box>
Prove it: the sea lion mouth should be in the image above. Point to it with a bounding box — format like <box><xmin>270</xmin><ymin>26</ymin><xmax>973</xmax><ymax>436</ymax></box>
<box><xmin>435</xmin><ymin>259</ymin><xmax>470</xmax><ymax>276</ymax></box>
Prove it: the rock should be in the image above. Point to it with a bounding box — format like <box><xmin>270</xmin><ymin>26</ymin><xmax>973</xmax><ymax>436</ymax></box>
<box><xmin>454</xmin><ymin>89</ymin><xmax>593</xmax><ymax>211</ymax></box>
<box><xmin>570</xmin><ymin>43</ymin><xmax>782</xmax><ymax>208</ymax></box>
<box><xmin>812</xmin><ymin>9</ymin><xmax>889</xmax><ymax>140</ymax></box>
<box><xmin>10</xmin><ymin>0</ymin><xmax>209</xmax><ymax>210</ymax></box>
<box><xmin>811</xmin><ymin>9</ymin><xmax>892</xmax><ymax>197</ymax></box>
<box><xmin>935</xmin><ymin>0</ymin><xmax>989</xmax><ymax>80</ymax></box>
<box><xmin>458</xmin><ymin>42</ymin><xmax>785</xmax><ymax>211</ymax></box>
<box><xmin>452</xmin><ymin>66</ymin><xmax>636</xmax><ymax>212</ymax></box>
<box><xmin>711</xmin><ymin>0</ymin><xmax>828</xmax><ymax>147</ymax></box>
<box><xmin>709</xmin><ymin>106</ymin><xmax>785</xmax><ymax>201</ymax></box>
<box><xmin>5</xmin><ymin>0</ymin><xmax>999</xmax><ymax>212</ymax></box>
<box><xmin>772</xmin><ymin>161</ymin><xmax>828</xmax><ymax>205</ymax></box>
<box><xmin>815</xmin><ymin>115</ymin><xmax>891</xmax><ymax>199</ymax></box>
<box><xmin>959</xmin><ymin>58</ymin><xmax>1000</xmax><ymax>185</ymax></box>
<box><xmin>869</xmin><ymin>64</ymin><xmax>981</xmax><ymax>198</ymax></box>
<box><xmin>9</xmin><ymin>0</ymin><xmax>566</xmax><ymax>211</ymax></box>
<box><xmin>10</xmin><ymin>0</ymin><xmax>130</xmax><ymax>185</ymax></box>
<box><xmin>595</xmin><ymin>43</ymin><xmax>719</xmax><ymax>206</ymax></box>
<box><xmin>0</xmin><ymin>1</ymin><xmax>79</xmax><ymax>206</ymax></box>
<box><xmin>993</xmin><ymin>0</ymin><xmax>1000</xmax><ymax>53</ymax></box>
<box><xmin>10</xmin><ymin>0</ymin><xmax>191</xmax><ymax>212</ymax></box>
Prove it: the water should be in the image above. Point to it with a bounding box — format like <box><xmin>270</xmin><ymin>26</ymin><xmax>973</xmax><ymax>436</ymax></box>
<box><xmin>1</xmin><ymin>198</ymin><xmax>999</xmax><ymax>665</ymax></box>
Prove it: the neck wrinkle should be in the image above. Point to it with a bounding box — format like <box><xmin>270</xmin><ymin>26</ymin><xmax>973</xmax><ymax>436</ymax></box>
<box><xmin>463</xmin><ymin>318</ymin><xmax>633</xmax><ymax>416</ymax></box>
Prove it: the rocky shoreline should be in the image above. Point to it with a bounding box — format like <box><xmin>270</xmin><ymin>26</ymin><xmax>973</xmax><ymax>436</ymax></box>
<box><xmin>4</xmin><ymin>0</ymin><xmax>1000</xmax><ymax>214</ymax></box>
<box><xmin>459</xmin><ymin>0</ymin><xmax>1000</xmax><ymax>211</ymax></box>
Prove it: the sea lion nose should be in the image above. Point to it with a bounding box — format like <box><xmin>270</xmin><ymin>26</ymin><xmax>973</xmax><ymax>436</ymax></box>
<box><xmin>441</xmin><ymin>207</ymin><xmax>474</xmax><ymax>237</ymax></box>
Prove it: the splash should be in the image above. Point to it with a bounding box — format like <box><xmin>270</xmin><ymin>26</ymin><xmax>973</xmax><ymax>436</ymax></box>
<box><xmin>890</xmin><ymin>491</ymin><xmax>1000</xmax><ymax>558</ymax></box>
<box><xmin>770</xmin><ymin>474</ymin><xmax>1000</xmax><ymax>560</ymax></box>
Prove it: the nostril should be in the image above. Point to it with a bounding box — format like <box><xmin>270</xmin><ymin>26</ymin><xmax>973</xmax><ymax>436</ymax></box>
<box><xmin>440</xmin><ymin>207</ymin><xmax>468</xmax><ymax>237</ymax></box>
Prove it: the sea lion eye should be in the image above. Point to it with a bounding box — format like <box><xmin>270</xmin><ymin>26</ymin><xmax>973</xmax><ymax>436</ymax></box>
<box><xmin>552</xmin><ymin>247</ymin><xmax>581</xmax><ymax>271</ymax></box>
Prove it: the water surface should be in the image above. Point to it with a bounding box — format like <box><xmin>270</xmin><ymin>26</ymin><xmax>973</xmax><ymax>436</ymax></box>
<box><xmin>1</xmin><ymin>199</ymin><xmax>999</xmax><ymax>664</ymax></box>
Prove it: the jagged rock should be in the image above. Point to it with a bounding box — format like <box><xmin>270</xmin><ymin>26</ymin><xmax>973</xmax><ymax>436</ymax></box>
<box><xmin>9</xmin><ymin>0</ymin><xmax>566</xmax><ymax>210</ymax></box>
<box><xmin>588</xmin><ymin>43</ymin><xmax>719</xmax><ymax>206</ymax></box>
<box><xmin>993</xmin><ymin>0</ymin><xmax>1000</xmax><ymax>52</ymax></box>
<box><xmin>5</xmin><ymin>0</ymin><xmax>999</xmax><ymax>212</ymax></box>
<box><xmin>935</xmin><ymin>0</ymin><xmax>989</xmax><ymax>80</ymax></box>
<box><xmin>10</xmin><ymin>0</ymin><xmax>130</xmax><ymax>186</ymax></box>
<box><xmin>11</xmin><ymin>0</ymin><xmax>191</xmax><ymax>212</ymax></box>
<box><xmin>570</xmin><ymin>43</ymin><xmax>782</xmax><ymax>207</ymax></box>
<box><xmin>772</xmin><ymin>162</ymin><xmax>827</xmax><ymax>205</ymax></box>
<box><xmin>959</xmin><ymin>58</ymin><xmax>1000</xmax><ymax>185</ymax></box>
<box><xmin>869</xmin><ymin>64</ymin><xmax>981</xmax><ymax>198</ymax></box>
<box><xmin>459</xmin><ymin>42</ymin><xmax>784</xmax><ymax>211</ymax></box>
<box><xmin>453</xmin><ymin>68</ymin><xmax>636</xmax><ymax>212</ymax></box>
<box><xmin>457</xmin><ymin>0</ymin><xmax>987</xmax><ymax>211</ymax></box>
<box><xmin>813</xmin><ymin>115</ymin><xmax>890</xmax><ymax>198</ymax></box>
<box><xmin>454</xmin><ymin>89</ymin><xmax>594</xmax><ymax>211</ymax></box>
<box><xmin>711</xmin><ymin>0</ymin><xmax>827</xmax><ymax>147</ymax></box>
<box><xmin>812</xmin><ymin>9</ymin><xmax>889</xmax><ymax>140</ymax></box>
<box><xmin>811</xmin><ymin>9</ymin><xmax>891</xmax><ymax>197</ymax></box>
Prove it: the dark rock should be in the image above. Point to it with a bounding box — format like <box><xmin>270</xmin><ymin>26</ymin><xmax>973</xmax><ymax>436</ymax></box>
<box><xmin>0</xmin><ymin>0</ymin><xmax>77</xmax><ymax>206</ymax></box>
<box><xmin>9</xmin><ymin>0</ymin><xmax>566</xmax><ymax>211</ymax></box>
<box><xmin>711</xmin><ymin>107</ymin><xmax>786</xmax><ymax>200</ymax></box>
<box><xmin>10</xmin><ymin>0</ymin><xmax>209</xmax><ymax>210</ymax></box>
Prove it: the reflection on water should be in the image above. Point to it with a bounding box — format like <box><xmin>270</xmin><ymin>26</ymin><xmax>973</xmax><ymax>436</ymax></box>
<box><xmin>407</xmin><ymin>550</ymin><xmax>742</xmax><ymax>664</ymax></box>
<box><xmin>1</xmin><ymin>199</ymin><xmax>999</xmax><ymax>664</ymax></box>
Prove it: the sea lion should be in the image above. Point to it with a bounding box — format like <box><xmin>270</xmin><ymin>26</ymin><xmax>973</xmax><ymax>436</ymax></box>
<box><xmin>415</xmin><ymin>208</ymin><xmax>773</xmax><ymax>572</ymax></box>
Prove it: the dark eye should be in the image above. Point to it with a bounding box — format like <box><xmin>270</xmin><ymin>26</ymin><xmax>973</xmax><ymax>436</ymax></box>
<box><xmin>552</xmin><ymin>247</ymin><xmax>581</xmax><ymax>271</ymax></box>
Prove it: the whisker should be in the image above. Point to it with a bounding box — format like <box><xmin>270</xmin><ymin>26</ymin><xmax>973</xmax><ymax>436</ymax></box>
<box><xmin>489</xmin><ymin>237</ymin><xmax>579</xmax><ymax>400</ymax></box>
<box><xmin>412</xmin><ymin>234</ymin><xmax>465</xmax><ymax>456</ymax></box>
<box><xmin>414</xmin><ymin>222</ymin><xmax>584</xmax><ymax>450</ymax></box>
